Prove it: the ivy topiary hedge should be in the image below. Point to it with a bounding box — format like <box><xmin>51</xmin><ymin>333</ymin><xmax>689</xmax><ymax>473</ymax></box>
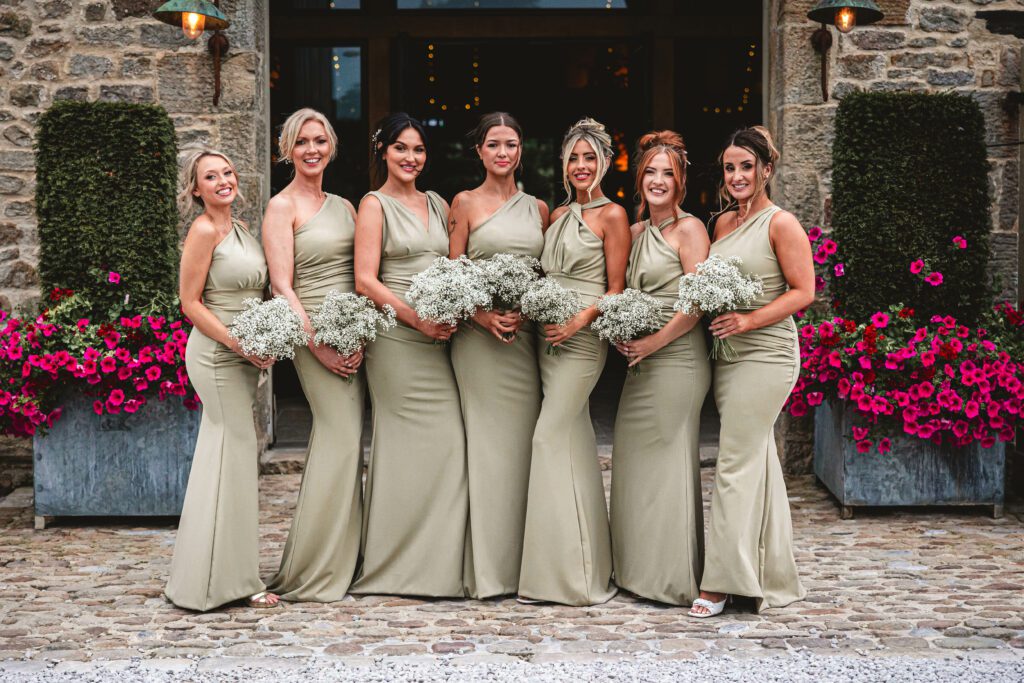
<box><xmin>830</xmin><ymin>92</ymin><xmax>991</xmax><ymax>326</ymax></box>
<box><xmin>35</xmin><ymin>101</ymin><xmax>179</xmax><ymax>316</ymax></box>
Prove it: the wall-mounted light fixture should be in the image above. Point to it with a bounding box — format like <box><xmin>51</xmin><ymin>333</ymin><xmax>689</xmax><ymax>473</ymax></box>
<box><xmin>808</xmin><ymin>1</ymin><xmax>884</xmax><ymax>101</ymax></box>
<box><xmin>153</xmin><ymin>0</ymin><xmax>231</xmax><ymax>106</ymax></box>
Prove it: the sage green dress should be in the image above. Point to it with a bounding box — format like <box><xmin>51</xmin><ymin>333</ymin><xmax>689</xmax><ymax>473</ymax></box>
<box><xmin>166</xmin><ymin>220</ymin><xmax>269</xmax><ymax>611</ymax></box>
<box><xmin>350</xmin><ymin>190</ymin><xmax>468</xmax><ymax>598</ymax></box>
<box><xmin>267</xmin><ymin>194</ymin><xmax>363</xmax><ymax>602</ymax></box>
<box><xmin>450</xmin><ymin>191</ymin><xmax>544</xmax><ymax>599</ymax></box>
<box><xmin>519</xmin><ymin>197</ymin><xmax>617</xmax><ymax>606</ymax></box>
<box><xmin>703</xmin><ymin>205</ymin><xmax>806</xmax><ymax>612</ymax></box>
<box><xmin>609</xmin><ymin>215</ymin><xmax>711</xmax><ymax>606</ymax></box>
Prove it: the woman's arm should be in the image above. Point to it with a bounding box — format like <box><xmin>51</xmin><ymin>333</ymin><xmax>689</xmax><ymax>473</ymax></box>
<box><xmin>447</xmin><ymin>192</ymin><xmax>470</xmax><ymax>258</ymax></box>
<box><xmin>354</xmin><ymin>194</ymin><xmax>454</xmax><ymax>341</ymax></box>
<box><xmin>710</xmin><ymin>210</ymin><xmax>815</xmax><ymax>339</ymax></box>
<box><xmin>179</xmin><ymin>217</ymin><xmax>271</xmax><ymax>368</ymax></box>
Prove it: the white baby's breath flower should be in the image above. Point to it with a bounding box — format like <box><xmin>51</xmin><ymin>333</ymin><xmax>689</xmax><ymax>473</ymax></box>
<box><xmin>476</xmin><ymin>253</ymin><xmax>541</xmax><ymax>311</ymax></box>
<box><xmin>521</xmin><ymin>277</ymin><xmax>584</xmax><ymax>355</ymax></box>
<box><xmin>310</xmin><ymin>291</ymin><xmax>396</xmax><ymax>357</ymax></box>
<box><xmin>228</xmin><ymin>297</ymin><xmax>309</xmax><ymax>360</ymax></box>
<box><xmin>407</xmin><ymin>255</ymin><xmax>490</xmax><ymax>325</ymax></box>
<box><xmin>675</xmin><ymin>254</ymin><xmax>764</xmax><ymax>359</ymax></box>
<box><xmin>592</xmin><ymin>289</ymin><xmax>661</xmax><ymax>344</ymax></box>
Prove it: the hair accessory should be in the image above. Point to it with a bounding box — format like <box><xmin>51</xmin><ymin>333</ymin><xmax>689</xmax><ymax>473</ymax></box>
<box><xmin>371</xmin><ymin>128</ymin><xmax>383</xmax><ymax>149</ymax></box>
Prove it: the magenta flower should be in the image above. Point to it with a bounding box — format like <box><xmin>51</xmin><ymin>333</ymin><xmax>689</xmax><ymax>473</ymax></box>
<box><xmin>108</xmin><ymin>389</ymin><xmax>125</xmax><ymax>406</ymax></box>
<box><xmin>99</xmin><ymin>357</ymin><xmax>117</xmax><ymax>374</ymax></box>
<box><xmin>870</xmin><ymin>312</ymin><xmax>889</xmax><ymax>328</ymax></box>
<box><xmin>910</xmin><ymin>259</ymin><xmax>925</xmax><ymax>274</ymax></box>
<box><xmin>822</xmin><ymin>239</ymin><xmax>838</xmax><ymax>255</ymax></box>
<box><xmin>834</xmin><ymin>263</ymin><xmax>845</xmax><ymax>277</ymax></box>
<box><xmin>852</xmin><ymin>426</ymin><xmax>869</xmax><ymax>441</ymax></box>
<box><xmin>878</xmin><ymin>438</ymin><xmax>891</xmax><ymax>454</ymax></box>
<box><xmin>855</xmin><ymin>439</ymin><xmax>873</xmax><ymax>454</ymax></box>
<box><xmin>145</xmin><ymin>366</ymin><xmax>162</xmax><ymax>381</ymax></box>
<box><xmin>813</xmin><ymin>246</ymin><xmax>828</xmax><ymax>265</ymax></box>
<box><xmin>92</xmin><ymin>400</ymin><xmax>104</xmax><ymax>415</ymax></box>
<box><xmin>924</xmin><ymin>272</ymin><xmax>944</xmax><ymax>286</ymax></box>
<box><xmin>789</xmin><ymin>401</ymin><xmax>808</xmax><ymax>417</ymax></box>
<box><xmin>952</xmin><ymin>235</ymin><xmax>967</xmax><ymax>249</ymax></box>
<box><xmin>108</xmin><ymin>271</ymin><xmax>121</xmax><ymax>285</ymax></box>
<box><xmin>808</xmin><ymin>226</ymin><xmax>823</xmax><ymax>242</ymax></box>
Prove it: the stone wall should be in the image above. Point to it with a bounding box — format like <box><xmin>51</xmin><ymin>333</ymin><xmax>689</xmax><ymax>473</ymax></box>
<box><xmin>769</xmin><ymin>0</ymin><xmax>1023</xmax><ymax>472</ymax></box>
<box><xmin>0</xmin><ymin>0</ymin><xmax>269</xmax><ymax>314</ymax></box>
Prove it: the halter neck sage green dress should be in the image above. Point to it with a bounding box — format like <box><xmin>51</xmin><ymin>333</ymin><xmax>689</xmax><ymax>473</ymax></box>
<box><xmin>518</xmin><ymin>197</ymin><xmax>617</xmax><ymax>606</ymax></box>
<box><xmin>349</xmin><ymin>190</ymin><xmax>468</xmax><ymax>598</ymax></box>
<box><xmin>267</xmin><ymin>194</ymin><xmax>363</xmax><ymax>602</ymax></box>
<box><xmin>702</xmin><ymin>205</ymin><xmax>805</xmax><ymax>612</ymax></box>
<box><xmin>610</xmin><ymin>214</ymin><xmax>710</xmax><ymax>605</ymax></box>
<box><xmin>450</xmin><ymin>191</ymin><xmax>544</xmax><ymax>599</ymax></box>
<box><xmin>166</xmin><ymin>219</ymin><xmax>269</xmax><ymax>611</ymax></box>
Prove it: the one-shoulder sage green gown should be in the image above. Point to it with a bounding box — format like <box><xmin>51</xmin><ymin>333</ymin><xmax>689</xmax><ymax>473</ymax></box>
<box><xmin>350</xmin><ymin>190</ymin><xmax>468</xmax><ymax>598</ymax></box>
<box><xmin>268</xmin><ymin>194</ymin><xmax>363</xmax><ymax>602</ymax></box>
<box><xmin>609</xmin><ymin>214</ymin><xmax>710</xmax><ymax>606</ymax></box>
<box><xmin>166</xmin><ymin>220</ymin><xmax>269</xmax><ymax>611</ymax></box>
<box><xmin>703</xmin><ymin>205</ymin><xmax>805</xmax><ymax>612</ymax></box>
<box><xmin>518</xmin><ymin>197</ymin><xmax>617</xmax><ymax>606</ymax></box>
<box><xmin>450</xmin><ymin>191</ymin><xmax>544</xmax><ymax>599</ymax></box>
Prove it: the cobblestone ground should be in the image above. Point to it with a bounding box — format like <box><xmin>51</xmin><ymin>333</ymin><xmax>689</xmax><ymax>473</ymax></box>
<box><xmin>1</xmin><ymin>468</ymin><xmax>1022</xmax><ymax>679</ymax></box>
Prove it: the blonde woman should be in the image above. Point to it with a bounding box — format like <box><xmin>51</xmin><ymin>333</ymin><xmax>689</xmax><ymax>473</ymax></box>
<box><xmin>610</xmin><ymin>131</ymin><xmax>710</xmax><ymax>605</ymax></box>
<box><xmin>518</xmin><ymin>118</ymin><xmax>630</xmax><ymax>606</ymax></box>
<box><xmin>690</xmin><ymin>126</ymin><xmax>813</xmax><ymax>618</ymax></box>
<box><xmin>448</xmin><ymin>112</ymin><xmax>549</xmax><ymax>598</ymax></box>
<box><xmin>165</xmin><ymin>149</ymin><xmax>277</xmax><ymax>611</ymax></box>
<box><xmin>351</xmin><ymin>113</ymin><xmax>467</xmax><ymax>597</ymax></box>
<box><xmin>261</xmin><ymin>109</ymin><xmax>363</xmax><ymax>602</ymax></box>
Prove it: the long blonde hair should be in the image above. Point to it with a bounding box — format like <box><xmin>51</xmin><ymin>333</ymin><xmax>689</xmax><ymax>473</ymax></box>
<box><xmin>277</xmin><ymin>108</ymin><xmax>338</xmax><ymax>166</ymax></box>
<box><xmin>176</xmin><ymin>148</ymin><xmax>243</xmax><ymax>217</ymax></box>
<box><xmin>560</xmin><ymin>117</ymin><xmax>613</xmax><ymax>204</ymax></box>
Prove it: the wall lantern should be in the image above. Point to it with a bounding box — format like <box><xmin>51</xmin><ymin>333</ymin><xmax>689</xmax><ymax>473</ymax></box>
<box><xmin>153</xmin><ymin>0</ymin><xmax>231</xmax><ymax>106</ymax></box>
<box><xmin>808</xmin><ymin>0</ymin><xmax>884</xmax><ymax>101</ymax></box>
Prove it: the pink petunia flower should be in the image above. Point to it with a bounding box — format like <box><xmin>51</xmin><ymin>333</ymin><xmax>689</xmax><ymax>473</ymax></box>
<box><xmin>910</xmin><ymin>259</ymin><xmax>925</xmax><ymax>274</ymax></box>
<box><xmin>870</xmin><ymin>312</ymin><xmax>889</xmax><ymax>328</ymax></box>
<box><xmin>108</xmin><ymin>271</ymin><xmax>121</xmax><ymax>284</ymax></box>
<box><xmin>952</xmin><ymin>235</ymin><xmax>967</xmax><ymax>249</ymax></box>
<box><xmin>808</xmin><ymin>226</ymin><xmax>823</xmax><ymax>242</ymax></box>
<box><xmin>822</xmin><ymin>239</ymin><xmax>838</xmax><ymax>255</ymax></box>
<box><xmin>855</xmin><ymin>440</ymin><xmax>873</xmax><ymax>454</ymax></box>
<box><xmin>878</xmin><ymin>438</ymin><xmax>891</xmax><ymax>454</ymax></box>
<box><xmin>925</xmin><ymin>272</ymin><xmax>944</xmax><ymax>286</ymax></box>
<box><xmin>834</xmin><ymin>263</ymin><xmax>845</xmax><ymax>277</ymax></box>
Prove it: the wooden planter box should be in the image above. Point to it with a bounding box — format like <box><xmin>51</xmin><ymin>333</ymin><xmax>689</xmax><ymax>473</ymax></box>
<box><xmin>33</xmin><ymin>394</ymin><xmax>201</xmax><ymax>529</ymax></box>
<box><xmin>814</xmin><ymin>400</ymin><xmax>1005</xmax><ymax>519</ymax></box>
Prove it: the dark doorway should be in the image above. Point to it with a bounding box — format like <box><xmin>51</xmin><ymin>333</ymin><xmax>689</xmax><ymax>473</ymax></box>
<box><xmin>268</xmin><ymin>0</ymin><xmax>763</xmax><ymax>449</ymax></box>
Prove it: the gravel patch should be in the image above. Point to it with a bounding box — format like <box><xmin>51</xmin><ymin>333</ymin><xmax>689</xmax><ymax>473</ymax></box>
<box><xmin>3</xmin><ymin>653</ymin><xmax>1024</xmax><ymax>683</ymax></box>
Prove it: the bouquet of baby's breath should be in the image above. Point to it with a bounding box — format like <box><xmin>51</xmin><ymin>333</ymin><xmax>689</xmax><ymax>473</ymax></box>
<box><xmin>521</xmin><ymin>277</ymin><xmax>584</xmax><ymax>356</ymax></box>
<box><xmin>407</xmin><ymin>255</ymin><xmax>490</xmax><ymax>329</ymax></box>
<box><xmin>310</xmin><ymin>291</ymin><xmax>396</xmax><ymax>381</ymax></box>
<box><xmin>592</xmin><ymin>288</ymin><xmax>662</xmax><ymax>374</ymax></box>
<box><xmin>477</xmin><ymin>253</ymin><xmax>541</xmax><ymax>341</ymax></box>
<box><xmin>675</xmin><ymin>254</ymin><xmax>763</xmax><ymax>360</ymax></box>
<box><xmin>228</xmin><ymin>297</ymin><xmax>309</xmax><ymax>361</ymax></box>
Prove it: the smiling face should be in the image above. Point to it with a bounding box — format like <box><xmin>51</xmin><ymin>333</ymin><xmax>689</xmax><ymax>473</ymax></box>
<box><xmin>477</xmin><ymin>124</ymin><xmax>521</xmax><ymax>177</ymax></box>
<box><xmin>566</xmin><ymin>138</ymin><xmax>601</xmax><ymax>194</ymax></box>
<box><xmin>193</xmin><ymin>154</ymin><xmax>237</xmax><ymax>209</ymax></box>
<box><xmin>722</xmin><ymin>144</ymin><xmax>769</xmax><ymax>204</ymax></box>
<box><xmin>641</xmin><ymin>151</ymin><xmax>682</xmax><ymax>211</ymax></box>
<box><xmin>384</xmin><ymin>127</ymin><xmax>426</xmax><ymax>184</ymax></box>
<box><xmin>291</xmin><ymin>119</ymin><xmax>333</xmax><ymax>178</ymax></box>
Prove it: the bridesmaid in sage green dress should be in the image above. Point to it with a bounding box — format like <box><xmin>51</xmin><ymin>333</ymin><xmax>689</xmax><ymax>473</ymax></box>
<box><xmin>610</xmin><ymin>131</ymin><xmax>710</xmax><ymax>606</ymax></box>
<box><xmin>262</xmin><ymin>109</ymin><xmax>364</xmax><ymax>602</ymax></box>
<box><xmin>166</xmin><ymin>149</ymin><xmax>277</xmax><ymax>611</ymax></box>
<box><xmin>690</xmin><ymin>126</ymin><xmax>814</xmax><ymax>618</ymax></box>
<box><xmin>448</xmin><ymin>112</ymin><xmax>549</xmax><ymax>599</ymax></box>
<box><xmin>352</xmin><ymin>113</ymin><xmax>467</xmax><ymax>597</ymax></box>
<box><xmin>518</xmin><ymin>118</ymin><xmax>630</xmax><ymax>606</ymax></box>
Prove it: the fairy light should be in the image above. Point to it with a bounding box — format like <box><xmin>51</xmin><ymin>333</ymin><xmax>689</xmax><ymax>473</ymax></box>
<box><xmin>703</xmin><ymin>42</ymin><xmax>758</xmax><ymax>115</ymax></box>
<box><xmin>472</xmin><ymin>46</ymin><xmax>480</xmax><ymax>108</ymax></box>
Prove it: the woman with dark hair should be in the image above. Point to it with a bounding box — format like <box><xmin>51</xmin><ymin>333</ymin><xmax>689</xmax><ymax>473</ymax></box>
<box><xmin>518</xmin><ymin>118</ymin><xmax>630</xmax><ymax>606</ymax></box>
<box><xmin>351</xmin><ymin>113</ymin><xmax>467</xmax><ymax>597</ymax></box>
<box><xmin>448</xmin><ymin>112</ymin><xmax>549</xmax><ymax>598</ymax></box>
<box><xmin>689</xmin><ymin>126</ymin><xmax>813</xmax><ymax>618</ymax></box>
<box><xmin>610</xmin><ymin>130</ymin><xmax>710</xmax><ymax>606</ymax></box>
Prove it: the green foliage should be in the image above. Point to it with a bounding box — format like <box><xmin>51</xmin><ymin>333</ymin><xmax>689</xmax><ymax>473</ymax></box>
<box><xmin>830</xmin><ymin>92</ymin><xmax>992</xmax><ymax>325</ymax></box>
<box><xmin>35</xmin><ymin>101</ymin><xmax>179</xmax><ymax>317</ymax></box>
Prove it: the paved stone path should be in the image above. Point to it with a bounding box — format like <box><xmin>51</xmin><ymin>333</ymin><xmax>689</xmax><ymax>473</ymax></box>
<box><xmin>1</xmin><ymin>468</ymin><xmax>1022</xmax><ymax>677</ymax></box>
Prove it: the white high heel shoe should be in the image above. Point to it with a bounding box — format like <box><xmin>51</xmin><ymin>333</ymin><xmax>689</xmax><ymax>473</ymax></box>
<box><xmin>688</xmin><ymin>595</ymin><xmax>728</xmax><ymax>618</ymax></box>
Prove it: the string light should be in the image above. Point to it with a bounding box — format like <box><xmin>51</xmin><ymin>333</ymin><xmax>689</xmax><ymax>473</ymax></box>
<box><xmin>472</xmin><ymin>46</ymin><xmax>480</xmax><ymax>108</ymax></box>
<box><xmin>702</xmin><ymin>42</ymin><xmax>758</xmax><ymax>115</ymax></box>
